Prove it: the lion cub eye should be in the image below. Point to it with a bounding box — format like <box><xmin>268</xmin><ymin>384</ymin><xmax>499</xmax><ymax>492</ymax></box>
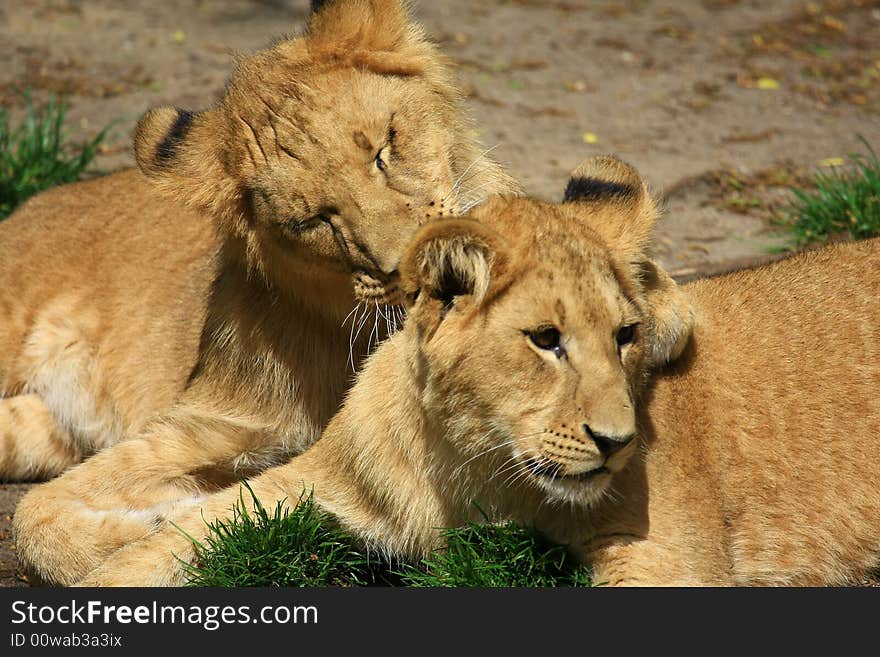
<box><xmin>527</xmin><ymin>326</ymin><xmax>565</xmax><ymax>358</ymax></box>
<box><xmin>616</xmin><ymin>324</ymin><xmax>638</xmax><ymax>348</ymax></box>
<box><xmin>286</xmin><ymin>217</ymin><xmax>322</xmax><ymax>233</ymax></box>
<box><xmin>285</xmin><ymin>209</ymin><xmax>335</xmax><ymax>234</ymax></box>
<box><xmin>375</xmin><ymin>146</ymin><xmax>391</xmax><ymax>173</ymax></box>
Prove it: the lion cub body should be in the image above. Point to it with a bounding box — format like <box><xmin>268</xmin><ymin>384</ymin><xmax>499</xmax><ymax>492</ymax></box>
<box><xmin>602</xmin><ymin>240</ymin><xmax>880</xmax><ymax>585</ymax></box>
<box><xmin>29</xmin><ymin>158</ymin><xmax>880</xmax><ymax>587</ymax></box>
<box><xmin>2</xmin><ymin>0</ymin><xmax>515</xmax><ymax>481</ymax></box>
<box><xmin>9</xmin><ymin>0</ymin><xmax>517</xmax><ymax>586</ymax></box>
<box><xmin>0</xmin><ymin>171</ymin><xmax>214</xmax><ymax>458</ymax></box>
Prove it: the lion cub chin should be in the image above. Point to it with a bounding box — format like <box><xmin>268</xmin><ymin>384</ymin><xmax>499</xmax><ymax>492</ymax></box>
<box><xmin>72</xmin><ymin>157</ymin><xmax>880</xmax><ymax>587</ymax></box>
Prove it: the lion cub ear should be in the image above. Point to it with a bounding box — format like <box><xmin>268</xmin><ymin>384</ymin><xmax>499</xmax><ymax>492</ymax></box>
<box><xmin>564</xmin><ymin>156</ymin><xmax>694</xmax><ymax>367</ymax></box>
<box><xmin>134</xmin><ymin>107</ymin><xmax>246</xmax><ymax>237</ymax></box>
<box><xmin>308</xmin><ymin>0</ymin><xmax>408</xmax><ymax>52</ymax></box>
<box><xmin>400</xmin><ymin>219</ymin><xmax>510</xmax><ymax>328</ymax></box>
<box><xmin>306</xmin><ymin>1</ymin><xmax>433</xmax><ymax>76</ymax></box>
<box><xmin>638</xmin><ymin>260</ymin><xmax>694</xmax><ymax>368</ymax></box>
<box><xmin>563</xmin><ymin>155</ymin><xmax>657</xmax><ymax>261</ymax></box>
<box><xmin>134</xmin><ymin>107</ymin><xmax>201</xmax><ymax>176</ymax></box>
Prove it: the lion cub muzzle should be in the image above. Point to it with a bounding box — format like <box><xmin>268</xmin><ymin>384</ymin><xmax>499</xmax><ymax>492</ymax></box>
<box><xmin>352</xmin><ymin>269</ymin><xmax>405</xmax><ymax>306</ymax></box>
<box><xmin>517</xmin><ymin>415</ymin><xmax>638</xmax><ymax>506</ymax></box>
<box><xmin>352</xmin><ymin>192</ymin><xmax>453</xmax><ymax>307</ymax></box>
<box><xmin>535</xmin><ymin>422</ymin><xmax>634</xmax><ymax>477</ymax></box>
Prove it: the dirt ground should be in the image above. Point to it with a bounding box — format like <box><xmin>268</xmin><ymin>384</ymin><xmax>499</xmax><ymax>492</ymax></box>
<box><xmin>1</xmin><ymin>0</ymin><xmax>879</xmax><ymax>587</ymax></box>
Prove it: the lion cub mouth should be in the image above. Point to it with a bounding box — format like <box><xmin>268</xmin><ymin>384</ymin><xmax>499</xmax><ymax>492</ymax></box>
<box><xmin>524</xmin><ymin>458</ymin><xmax>609</xmax><ymax>482</ymax></box>
<box><xmin>352</xmin><ymin>270</ymin><xmax>405</xmax><ymax>306</ymax></box>
<box><xmin>562</xmin><ymin>466</ymin><xmax>610</xmax><ymax>481</ymax></box>
<box><xmin>521</xmin><ymin>455</ymin><xmax>615</xmax><ymax>506</ymax></box>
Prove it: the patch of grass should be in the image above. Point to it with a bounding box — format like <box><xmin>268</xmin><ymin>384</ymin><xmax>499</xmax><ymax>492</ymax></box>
<box><xmin>183</xmin><ymin>485</ymin><xmax>592</xmax><ymax>588</ymax></box>
<box><xmin>785</xmin><ymin>138</ymin><xmax>880</xmax><ymax>246</ymax></box>
<box><xmin>183</xmin><ymin>485</ymin><xmax>383</xmax><ymax>587</ymax></box>
<box><xmin>0</xmin><ymin>93</ymin><xmax>107</xmax><ymax>220</ymax></box>
<box><xmin>398</xmin><ymin>521</ymin><xmax>592</xmax><ymax>588</ymax></box>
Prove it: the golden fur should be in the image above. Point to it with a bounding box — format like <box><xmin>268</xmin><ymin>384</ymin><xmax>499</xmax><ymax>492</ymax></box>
<box><xmin>25</xmin><ymin>157</ymin><xmax>880</xmax><ymax>587</ymax></box>
<box><xmin>7</xmin><ymin>0</ymin><xmax>518</xmax><ymax>585</ymax></box>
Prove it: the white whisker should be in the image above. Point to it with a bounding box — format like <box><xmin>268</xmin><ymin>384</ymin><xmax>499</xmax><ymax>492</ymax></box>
<box><xmin>483</xmin><ymin>431</ymin><xmax>549</xmax><ymax>486</ymax></box>
<box><xmin>490</xmin><ymin>456</ymin><xmax>526</xmax><ymax>486</ymax></box>
<box><xmin>502</xmin><ymin>466</ymin><xmax>534</xmax><ymax>490</ymax></box>
<box><xmin>449</xmin><ymin>144</ymin><xmax>501</xmax><ymax>199</ymax></box>
<box><xmin>460</xmin><ymin>199</ymin><xmax>483</xmax><ymax>214</ymax></box>
<box><xmin>341</xmin><ymin>303</ymin><xmax>361</xmax><ymax>329</ymax></box>
<box><xmin>367</xmin><ymin>306</ymin><xmax>380</xmax><ymax>354</ymax></box>
<box><xmin>350</xmin><ymin>303</ymin><xmax>371</xmax><ymax>370</ymax></box>
<box><xmin>346</xmin><ymin>302</ymin><xmax>364</xmax><ymax>372</ymax></box>
<box><xmin>382</xmin><ymin>304</ymin><xmax>393</xmax><ymax>337</ymax></box>
<box><xmin>502</xmin><ymin>454</ymin><xmax>551</xmax><ymax>489</ymax></box>
<box><xmin>458</xmin><ymin>179</ymin><xmax>498</xmax><ymax>204</ymax></box>
<box><xmin>458</xmin><ymin>182</ymin><xmax>502</xmax><ymax>215</ymax></box>
<box><xmin>451</xmin><ymin>439</ymin><xmax>518</xmax><ymax>480</ymax></box>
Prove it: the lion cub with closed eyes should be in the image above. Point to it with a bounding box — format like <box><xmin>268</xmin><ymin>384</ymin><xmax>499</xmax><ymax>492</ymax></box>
<box><xmin>9</xmin><ymin>0</ymin><xmax>518</xmax><ymax>586</ymax></box>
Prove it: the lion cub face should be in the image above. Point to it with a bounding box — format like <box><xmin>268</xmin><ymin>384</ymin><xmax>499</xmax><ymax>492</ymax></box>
<box><xmin>401</xmin><ymin>157</ymin><xmax>694</xmax><ymax>507</ymax></box>
<box><xmin>242</xmin><ymin>70</ymin><xmax>458</xmax><ymax>282</ymax></box>
<box><xmin>132</xmin><ymin>0</ymin><xmax>500</xmax><ymax>307</ymax></box>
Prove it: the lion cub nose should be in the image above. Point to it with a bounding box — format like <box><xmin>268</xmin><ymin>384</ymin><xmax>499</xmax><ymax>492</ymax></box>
<box><xmin>582</xmin><ymin>424</ymin><xmax>634</xmax><ymax>457</ymax></box>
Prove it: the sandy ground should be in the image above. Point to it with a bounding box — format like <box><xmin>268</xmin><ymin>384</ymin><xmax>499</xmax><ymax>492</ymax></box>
<box><xmin>1</xmin><ymin>0</ymin><xmax>878</xmax><ymax>586</ymax></box>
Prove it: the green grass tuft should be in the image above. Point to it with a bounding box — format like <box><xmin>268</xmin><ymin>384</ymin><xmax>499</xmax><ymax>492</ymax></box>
<box><xmin>182</xmin><ymin>485</ymin><xmax>591</xmax><ymax>588</ymax></box>
<box><xmin>785</xmin><ymin>137</ymin><xmax>880</xmax><ymax>246</ymax></box>
<box><xmin>398</xmin><ymin>521</ymin><xmax>592</xmax><ymax>588</ymax></box>
<box><xmin>183</xmin><ymin>485</ymin><xmax>382</xmax><ymax>587</ymax></box>
<box><xmin>0</xmin><ymin>94</ymin><xmax>107</xmax><ymax>220</ymax></box>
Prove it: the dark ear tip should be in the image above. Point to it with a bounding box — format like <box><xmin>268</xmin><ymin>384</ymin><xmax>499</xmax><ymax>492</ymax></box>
<box><xmin>310</xmin><ymin>0</ymin><xmax>332</xmax><ymax>13</ymax></box>
<box><xmin>563</xmin><ymin>176</ymin><xmax>638</xmax><ymax>203</ymax></box>
<box><xmin>134</xmin><ymin>107</ymin><xmax>196</xmax><ymax>173</ymax></box>
<box><xmin>156</xmin><ymin>109</ymin><xmax>196</xmax><ymax>164</ymax></box>
<box><xmin>562</xmin><ymin>156</ymin><xmax>644</xmax><ymax>204</ymax></box>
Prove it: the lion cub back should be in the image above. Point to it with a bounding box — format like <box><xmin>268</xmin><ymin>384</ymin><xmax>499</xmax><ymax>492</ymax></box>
<box><xmin>648</xmin><ymin>237</ymin><xmax>880</xmax><ymax>585</ymax></box>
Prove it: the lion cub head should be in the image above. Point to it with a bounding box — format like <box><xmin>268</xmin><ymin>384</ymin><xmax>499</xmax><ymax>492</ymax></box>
<box><xmin>400</xmin><ymin>156</ymin><xmax>693</xmax><ymax>507</ymax></box>
<box><xmin>133</xmin><ymin>0</ymin><xmax>514</xmax><ymax>310</ymax></box>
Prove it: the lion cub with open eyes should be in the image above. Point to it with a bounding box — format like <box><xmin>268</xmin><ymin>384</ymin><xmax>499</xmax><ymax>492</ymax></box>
<box><xmin>68</xmin><ymin>156</ymin><xmax>880</xmax><ymax>587</ymax></box>
<box><xmin>8</xmin><ymin>0</ymin><xmax>518</xmax><ymax>586</ymax></box>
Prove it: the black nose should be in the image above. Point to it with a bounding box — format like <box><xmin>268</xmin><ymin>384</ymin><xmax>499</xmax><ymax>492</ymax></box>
<box><xmin>583</xmin><ymin>424</ymin><xmax>634</xmax><ymax>457</ymax></box>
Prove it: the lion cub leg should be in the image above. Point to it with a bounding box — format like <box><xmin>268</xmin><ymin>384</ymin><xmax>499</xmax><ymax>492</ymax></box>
<box><xmin>14</xmin><ymin>408</ymin><xmax>281</xmax><ymax>585</ymax></box>
<box><xmin>0</xmin><ymin>394</ymin><xmax>82</xmax><ymax>481</ymax></box>
<box><xmin>586</xmin><ymin>539</ymin><xmax>731</xmax><ymax>587</ymax></box>
<box><xmin>76</xmin><ymin>473</ymin><xmax>292</xmax><ymax>587</ymax></box>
